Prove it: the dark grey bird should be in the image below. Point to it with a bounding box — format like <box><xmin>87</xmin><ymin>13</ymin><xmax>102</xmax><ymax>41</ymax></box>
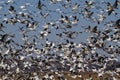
<box><xmin>113</xmin><ymin>0</ymin><xmax>119</xmax><ymax>9</ymax></box>
<box><xmin>66</xmin><ymin>0</ymin><xmax>71</xmax><ymax>3</ymax></box>
<box><xmin>0</xmin><ymin>33</ymin><xmax>15</xmax><ymax>44</ymax></box>
<box><xmin>115</xmin><ymin>19</ymin><xmax>120</xmax><ymax>28</ymax></box>
<box><xmin>0</xmin><ymin>34</ymin><xmax>8</xmax><ymax>42</ymax></box>
<box><xmin>9</xmin><ymin>5</ymin><xmax>15</xmax><ymax>12</ymax></box>
<box><xmin>0</xmin><ymin>23</ymin><xmax>5</xmax><ymax>32</ymax></box>
<box><xmin>37</xmin><ymin>0</ymin><xmax>43</xmax><ymax>10</ymax></box>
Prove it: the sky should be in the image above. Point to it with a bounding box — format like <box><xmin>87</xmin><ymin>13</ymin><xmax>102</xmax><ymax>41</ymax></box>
<box><xmin>0</xmin><ymin>0</ymin><xmax>120</xmax><ymax>60</ymax></box>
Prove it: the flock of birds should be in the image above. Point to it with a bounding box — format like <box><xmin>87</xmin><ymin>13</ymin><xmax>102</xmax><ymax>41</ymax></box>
<box><xmin>0</xmin><ymin>0</ymin><xmax>120</xmax><ymax>80</ymax></box>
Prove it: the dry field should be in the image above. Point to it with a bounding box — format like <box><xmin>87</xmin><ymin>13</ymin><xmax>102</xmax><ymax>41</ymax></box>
<box><xmin>8</xmin><ymin>71</ymin><xmax>120</xmax><ymax>80</ymax></box>
<box><xmin>40</xmin><ymin>72</ymin><xmax>120</xmax><ymax>80</ymax></box>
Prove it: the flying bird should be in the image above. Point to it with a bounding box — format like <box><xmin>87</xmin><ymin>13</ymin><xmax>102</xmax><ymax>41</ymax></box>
<box><xmin>37</xmin><ymin>0</ymin><xmax>44</xmax><ymax>10</ymax></box>
<box><xmin>9</xmin><ymin>5</ymin><xmax>16</xmax><ymax>13</ymax></box>
<box><xmin>0</xmin><ymin>23</ymin><xmax>5</xmax><ymax>32</ymax></box>
<box><xmin>113</xmin><ymin>0</ymin><xmax>119</xmax><ymax>9</ymax></box>
<box><xmin>115</xmin><ymin>19</ymin><xmax>120</xmax><ymax>28</ymax></box>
